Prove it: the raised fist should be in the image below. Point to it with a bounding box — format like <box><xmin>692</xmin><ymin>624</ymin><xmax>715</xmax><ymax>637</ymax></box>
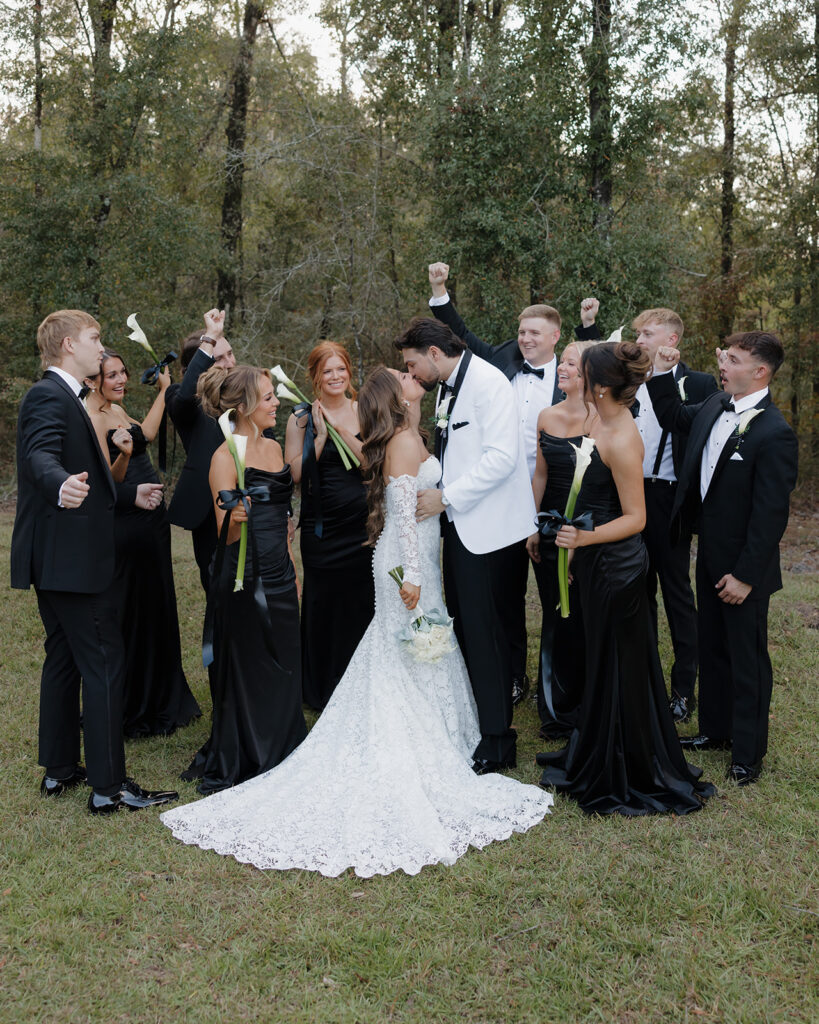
<box><xmin>428</xmin><ymin>263</ymin><xmax>450</xmax><ymax>298</ymax></box>
<box><xmin>654</xmin><ymin>345</ymin><xmax>681</xmax><ymax>373</ymax></box>
<box><xmin>580</xmin><ymin>297</ymin><xmax>599</xmax><ymax>327</ymax></box>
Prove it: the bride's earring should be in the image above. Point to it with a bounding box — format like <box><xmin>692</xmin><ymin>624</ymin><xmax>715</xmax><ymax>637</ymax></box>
<box><xmin>403</xmin><ymin>399</ymin><xmax>410</xmax><ymax>407</ymax></box>
<box><xmin>598</xmin><ymin>389</ymin><xmax>605</xmax><ymax>398</ymax></box>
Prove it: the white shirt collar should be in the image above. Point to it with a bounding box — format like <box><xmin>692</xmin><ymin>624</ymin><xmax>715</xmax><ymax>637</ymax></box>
<box><xmin>523</xmin><ymin>355</ymin><xmax>555</xmax><ymax>371</ymax></box>
<box><xmin>729</xmin><ymin>387</ymin><xmax>768</xmax><ymax>414</ymax></box>
<box><xmin>47</xmin><ymin>365</ymin><xmax>84</xmax><ymax>397</ymax></box>
<box><xmin>444</xmin><ymin>353</ymin><xmax>465</xmax><ymax>389</ymax></box>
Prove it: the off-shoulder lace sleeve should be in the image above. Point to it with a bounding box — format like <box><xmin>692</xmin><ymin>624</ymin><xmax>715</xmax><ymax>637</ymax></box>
<box><xmin>388</xmin><ymin>473</ymin><xmax>421</xmax><ymax>586</ymax></box>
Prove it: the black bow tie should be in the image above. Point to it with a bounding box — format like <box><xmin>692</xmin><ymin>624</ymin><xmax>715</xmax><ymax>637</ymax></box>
<box><xmin>520</xmin><ymin>363</ymin><xmax>545</xmax><ymax>379</ymax></box>
<box><xmin>439</xmin><ymin>381</ymin><xmax>455</xmax><ymax>397</ymax></box>
<box><xmin>630</xmin><ymin>399</ymin><xmax>640</xmax><ymax>418</ymax></box>
<box><xmin>720</xmin><ymin>395</ymin><xmax>735</xmax><ymax>412</ymax></box>
<box><xmin>78</xmin><ymin>385</ymin><xmax>90</xmax><ymax>400</ymax></box>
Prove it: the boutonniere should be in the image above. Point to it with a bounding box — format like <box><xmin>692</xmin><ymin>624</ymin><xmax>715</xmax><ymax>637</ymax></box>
<box><xmin>677</xmin><ymin>375</ymin><xmax>688</xmax><ymax>401</ymax></box>
<box><xmin>434</xmin><ymin>394</ymin><xmax>452</xmax><ymax>430</ymax></box>
<box><xmin>736</xmin><ymin>408</ymin><xmax>762</xmax><ymax>435</ymax></box>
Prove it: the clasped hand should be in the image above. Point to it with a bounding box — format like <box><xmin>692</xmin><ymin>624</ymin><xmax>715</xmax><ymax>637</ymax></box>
<box><xmin>400</xmin><ymin>582</ymin><xmax>420</xmax><ymax>611</ymax></box>
<box><xmin>416</xmin><ymin>488</ymin><xmax>445</xmax><ymax>521</ymax></box>
<box><xmin>716</xmin><ymin>573</ymin><xmax>752</xmax><ymax>605</ymax></box>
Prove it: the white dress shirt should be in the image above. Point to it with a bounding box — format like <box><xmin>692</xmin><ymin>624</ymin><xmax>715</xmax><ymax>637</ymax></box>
<box><xmin>700</xmin><ymin>387</ymin><xmax>768</xmax><ymax>499</ymax></box>
<box><xmin>513</xmin><ymin>358</ymin><xmax>557</xmax><ymax>478</ymax></box>
<box><xmin>47</xmin><ymin>366</ymin><xmax>88</xmax><ymax>507</ymax></box>
<box><xmin>437</xmin><ymin>354</ymin><xmax>465</xmax><ymax>522</ymax></box>
<box><xmin>634</xmin><ymin>381</ymin><xmax>675</xmax><ymax>482</ymax></box>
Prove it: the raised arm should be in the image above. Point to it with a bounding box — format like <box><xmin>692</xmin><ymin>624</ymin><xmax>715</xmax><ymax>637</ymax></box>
<box><xmin>427</xmin><ymin>262</ymin><xmax>496</xmax><ymax>361</ymax></box>
<box><xmin>136</xmin><ymin>368</ymin><xmax>170</xmax><ymax>442</ymax></box>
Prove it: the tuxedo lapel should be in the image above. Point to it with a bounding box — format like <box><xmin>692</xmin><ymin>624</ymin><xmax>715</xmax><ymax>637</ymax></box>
<box><xmin>435</xmin><ymin>350</ymin><xmax>472</xmax><ymax>464</ymax></box>
<box><xmin>44</xmin><ymin>371</ymin><xmax>116</xmax><ymax>499</ymax></box>
<box><xmin>708</xmin><ymin>393</ymin><xmax>772</xmax><ymax>494</ymax></box>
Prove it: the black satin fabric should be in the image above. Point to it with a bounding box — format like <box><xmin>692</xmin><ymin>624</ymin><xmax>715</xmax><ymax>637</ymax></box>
<box><xmin>535</xmin><ymin>432</ymin><xmax>587</xmax><ymax>738</ymax></box>
<box><xmin>539</xmin><ymin>449</ymin><xmax>714</xmax><ymax>815</ymax></box>
<box><xmin>299</xmin><ymin>439</ymin><xmax>374</xmax><ymax>710</ymax></box>
<box><xmin>198</xmin><ymin>466</ymin><xmax>307</xmax><ymax>794</ymax></box>
<box><xmin>106</xmin><ymin>426</ymin><xmax>200</xmax><ymax>738</ymax></box>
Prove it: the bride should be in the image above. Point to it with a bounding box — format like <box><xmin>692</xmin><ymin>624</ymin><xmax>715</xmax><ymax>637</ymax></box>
<box><xmin>161</xmin><ymin>366</ymin><xmax>552</xmax><ymax>877</ymax></box>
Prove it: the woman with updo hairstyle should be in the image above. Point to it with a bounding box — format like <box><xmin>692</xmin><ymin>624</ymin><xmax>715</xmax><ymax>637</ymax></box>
<box><xmin>537</xmin><ymin>341</ymin><xmax>714</xmax><ymax>816</ymax></box>
<box><xmin>284</xmin><ymin>341</ymin><xmax>374</xmax><ymax>711</ymax></box>
<box><xmin>83</xmin><ymin>350</ymin><xmax>199</xmax><ymax>738</ymax></box>
<box><xmin>183</xmin><ymin>364</ymin><xmax>307</xmax><ymax>794</ymax></box>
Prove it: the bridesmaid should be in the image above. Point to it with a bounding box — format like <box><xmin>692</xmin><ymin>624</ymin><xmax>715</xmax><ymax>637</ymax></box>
<box><xmin>285</xmin><ymin>342</ymin><xmax>375</xmax><ymax>711</ymax></box>
<box><xmin>537</xmin><ymin>342</ymin><xmax>713</xmax><ymax>815</ymax></box>
<box><xmin>85</xmin><ymin>351</ymin><xmax>200</xmax><ymax>737</ymax></box>
<box><xmin>526</xmin><ymin>340</ymin><xmax>598</xmax><ymax>740</ymax></box>
<box><xmin>194</xmin><ymin>365</ymin><xmax>307</xmax><ymax>794</ymax></box>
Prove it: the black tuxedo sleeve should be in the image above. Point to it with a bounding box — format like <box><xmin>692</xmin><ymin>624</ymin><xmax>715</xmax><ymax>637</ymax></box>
<box><xmin>166</xmin><ymin>347</ymin><xmax>215</xmax><ymax>429</ymax></box>
<box><xmin>647</xmin><ymin>372</ymin><xmax>707</xmax><ymax>436</ymax></box>
<box><xmin>430</xmin><ymin>297</ymin><xmax>496</xmax><ymax>361</ymax></box>
<box><xmin>683</xmin><ymin>369</ymin><xmax>719</xmax><ymax>403</ymax></box>
<box><xmin>733</xmin><ymin>421</ymin><xmax>798</xmax><ymax>588</ymax></box>
<box><xmin>574</xmin><ymin>323</ymin><xmax>602</xmax><ymax>340</ymax></box>
<box><xmin>18</xmin><ymin>388</ymin><xmax>71</xmax><ymax>502</ymax></box>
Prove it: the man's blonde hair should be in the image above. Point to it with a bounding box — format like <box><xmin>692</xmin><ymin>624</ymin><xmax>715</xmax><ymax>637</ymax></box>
<box><xmin>632</xmin><ymin>308</ymin><xmax>684</xmax><ymax>342</ymax></box>
<box><xmin>519</xmin><ymin>304</ymin><xmax>561</xmax><ymax>330</ymax></box>
<box><xmin>37</xmin><ymin>310</ymin><xmax>100</xmax><ymax>370</ymax></box>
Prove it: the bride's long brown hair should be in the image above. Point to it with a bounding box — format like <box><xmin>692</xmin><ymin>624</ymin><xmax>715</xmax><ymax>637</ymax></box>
<box><xmin>358</xmin><ymin>366</ymin><xmax>410</xmax><ymax>546</ymax></box>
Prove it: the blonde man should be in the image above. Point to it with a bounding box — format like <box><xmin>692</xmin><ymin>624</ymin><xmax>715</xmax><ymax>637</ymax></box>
<box><xmin>632</xmin><ymin>308</ymin><xmax>719</xmax><ymax>724</ymax></box>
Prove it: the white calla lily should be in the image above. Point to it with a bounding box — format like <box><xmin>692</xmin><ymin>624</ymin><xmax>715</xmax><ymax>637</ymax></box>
<box><xmin>269</xmin><ymin>364</ymin><xmax>295</xmax><ymax>387</ymax></box>
<box><xmin>218</xmin><ymin>409</ymin><xmax>249</xmax><ymax>592</ymax></box>
<box><xmin>556</xmin><ymin>436</ymin><xmax>596</xmax><ymax>617</ymax></box>
<box><xmin>737</xmin><ymin>408</ymin><xmax>762</xmax><ymax>434</ymax></box>
<box><xmin>276</xmin><ymin>383</ymin><xmax>301</xmax><ymax>404</ymax></box>
<box><xmin>126</xmin><ymin>313</ymin><xmax>158</xmax><ymax>361</ymax></box>
<box><xmin>677</xmin><ymin>375</ymin><xmax>688</xmax><ymax>401</ymax></box>
<box><xmin>605</xmin><ymin>326</ymin><xmax>624</xmax><ymax>345</ymax></box>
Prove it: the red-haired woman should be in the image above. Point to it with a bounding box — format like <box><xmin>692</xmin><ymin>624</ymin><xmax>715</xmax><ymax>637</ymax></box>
<box><xmin>285</xmin><ymin>341</ymin><xmax>375</xmax><ymax>710</ymax></box>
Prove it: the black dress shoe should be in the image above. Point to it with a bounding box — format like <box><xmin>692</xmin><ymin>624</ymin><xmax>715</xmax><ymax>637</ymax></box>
<box><xmin>679</xmin><ymin>734</ymin><xmax>731</xmax><ymax>752</ymax></box>
<box><xmin>669</xmin><ymin>695</ymin><xmax>695</xmax><ymax>724</ymax></box>
<box><xmin>472</xmin><ymin>757</ymin><xmax>516</xmax><ymax>776</ymax></box>
<box><xmin>511</xmin><ymin>675</ymin><xmax>531</xmax><ymax>707</ymax></box>
<box><xmin>726</xmin><ymin>761</ymin><xmax>762</xmax><ymax>786</ymax></box>
<box><xmin>40</xmin><ymin>765</ymin><xmax>87</xmax><ymax>797</ymax></box>
<box><xmin>88</xmin><ymin>778</ymin><xmax>179</xmax><ymax>815</ymax></box>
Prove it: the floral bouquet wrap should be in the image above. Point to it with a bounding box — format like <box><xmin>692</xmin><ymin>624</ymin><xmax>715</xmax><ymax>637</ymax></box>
<box><xmin>388</xmin><ymin>565</ymin><xmax>455</xmax><ymax>663</ymax></box>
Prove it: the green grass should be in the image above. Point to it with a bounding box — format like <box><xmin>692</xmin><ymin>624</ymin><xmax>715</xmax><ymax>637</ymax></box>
<box><xmin>1</xmin><ymin>509</ymin><xmax>817</xmax><ymax>1023</ymax></box>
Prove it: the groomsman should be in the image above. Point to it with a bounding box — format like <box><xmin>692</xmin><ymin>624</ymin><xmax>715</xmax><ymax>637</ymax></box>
<box><xmin>397</xmin><ymin>317</ymin><xmax>536</xmax><ymax>774</ymax></box>
<box><xmin>648</xmin><ymin>331</ymin><xmax>798</xmax><ymax>785</ymax></box>
<box><xmin>11</xmin><ymin>310</ymin><xmax>178</xmax><ymax>812</ymax></box>
<box><xmin>166</xmin><ymin>309</ymin><xmax>235</xmax><ymax>592</ymax></box>
<box><xmin>632</xmin><ymin>309</ymin><xmax>719</xmax><ymax>723</ymax></box>
<box><xmin>426</xmin><ymin>261</ymin><xmax>600</xmax><ymax>705</ymax></box>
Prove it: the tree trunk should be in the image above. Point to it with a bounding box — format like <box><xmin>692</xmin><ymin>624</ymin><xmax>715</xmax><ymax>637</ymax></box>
<box><xmin>217</xmin><ymin>1</ymin><xmax>264</xmax><ymax>321</ymax></box>
<box><xmin>587</xmin><ymin>0</ymin><xmax>613</xmax><ymax>238</ymax></box>
<box><xmin>33</xmin><ymin>0</ymin><xmax>43</xmax><ymax>154</ymax></box>
<box><xmin>435</xmin><ymin>0</ymin><xmax>458</xmax><ymax>78</ymax></box>
<box><xmin>719</xmin><ymin>1</ymin><xmax>741</xmax><ymax>341</ymax></box>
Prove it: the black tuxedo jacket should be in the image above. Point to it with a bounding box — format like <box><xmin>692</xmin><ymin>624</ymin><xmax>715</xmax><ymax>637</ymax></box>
<box><xmin>430</xmin><ymin>298</ymin><xmax>600</xmax><ymax>405</ymax></box>
<box><xmin>662</xmin><ymin>361</ymin><xmax>719</xmax><ymax>476</ymax></box>
<box><xmin>11</xmin><ymin>371</ymin><xmax>119</xmax><ymax>593</ymax></box>
<box><xmin>647</xmin><ymin>373</ymin><xmax>798</xmax><ymax>597</ymax></box>
<box><xmin>165</xmin><ymin>347</ymin><xmax>223</xmax><ymax>531</ymax></box>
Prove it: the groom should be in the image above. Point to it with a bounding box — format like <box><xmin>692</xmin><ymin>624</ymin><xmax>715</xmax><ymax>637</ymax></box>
<box><xmin>395</xmin><ymin>317</ymin><xmax>536</xmax><ymax>774</ymax></box>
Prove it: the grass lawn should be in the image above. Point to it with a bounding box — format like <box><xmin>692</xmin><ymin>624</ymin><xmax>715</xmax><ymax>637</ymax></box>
<box><xmin>1</xmin><ymin>507</ymin><xmax>817</xmax><ymax>1023</ymax></box>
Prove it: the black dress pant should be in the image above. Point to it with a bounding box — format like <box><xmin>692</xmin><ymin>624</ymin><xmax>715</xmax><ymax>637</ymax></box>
<box><xmin>504</xmin><ymin>539</ymin><xmax>531</xmax><ymax>682</ymax></box>
<box><xmin>696</xmin><ymin>554</ymin><xmax>773</xmax><ymax>766</ymax></box>
<box><xmin>35</xmin><ymin>586</ymin><xmax>126</xmax><ymax>794</ymax></box>
<box><xmin>643</xmin><ymin>480</ymin><xmax>698</xmax><ymax>701</ymax></box>
<box><xmin>192</xmin><ymin>508</ymin><xmax>218</xmax><ymax>594</ymax></box>
<box><xmin>442</xmin><ymin>519</ymin><xmax>517</xmax><ymax>764</ymax></box>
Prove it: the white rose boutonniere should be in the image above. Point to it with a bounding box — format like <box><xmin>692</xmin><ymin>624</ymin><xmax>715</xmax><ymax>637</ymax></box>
<box><xmin>677</xmin><ymin>375</ymin><xmax>688</xmax><ymax>401</ymax></box>
<box><xmin>435</xmin><ymin>394</ymin><xmax>452</xmax><ymax>430</ymax></box>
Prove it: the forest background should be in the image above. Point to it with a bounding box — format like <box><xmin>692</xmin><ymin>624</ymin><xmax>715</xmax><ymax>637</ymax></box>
<box><xmin>0</xmin><ymin>0</ymin><xmax>817</xmax><ymax>489</ymax></box>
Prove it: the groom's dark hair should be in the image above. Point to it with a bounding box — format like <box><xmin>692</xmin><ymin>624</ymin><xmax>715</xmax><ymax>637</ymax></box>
<box><xmin>394</xmin><ymin>316</ymin><xmax>466</xmax><ymax>357</ymax></box>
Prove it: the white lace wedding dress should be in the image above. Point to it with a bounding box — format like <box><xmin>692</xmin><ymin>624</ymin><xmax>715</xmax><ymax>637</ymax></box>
<box><xmin>161</xmin><ymin>457</ymin><xmax>552</xmax><ymax>877</ymax></box>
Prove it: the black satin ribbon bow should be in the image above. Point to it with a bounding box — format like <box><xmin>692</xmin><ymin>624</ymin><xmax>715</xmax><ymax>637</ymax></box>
<box><xmin>141</xmin><ymin>350</ymin><xmax>178</xmax><ymax>386</ymax></box>
<box><xmin>720</xmin><ymin>394</ymin><xmax>735</xmax><ymax>412</ymax></box>
<box><xmin>293</xmin><ymin>401</ymin><xmax>323</xmax><ymax>538</ymax></box>
<box><xmin>535</xmin><ymin>509</ymin><xmax>595</xmax><ymax>540</ymax></box>
<box><xmin>201</xmin><ymin>484</ymin><xmax>286</xmax><ymax>674</ymax></box>
<box><xmin>520</xmin><ymin>363</ymin><xmax>545</xmax><ymax>379</ymax></box>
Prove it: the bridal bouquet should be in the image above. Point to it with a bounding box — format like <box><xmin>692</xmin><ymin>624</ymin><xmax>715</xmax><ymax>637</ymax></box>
<box><xmin>388</xmin><ymin>565</ymin><xmax>455</xmax><ymax>663</ymax></box>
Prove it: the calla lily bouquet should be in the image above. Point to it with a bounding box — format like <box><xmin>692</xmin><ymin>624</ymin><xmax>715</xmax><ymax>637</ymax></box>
<box><xmin>388</xmin><ymin>565</ymin><xmax>455</xmax><ymax>663</ymax></box>
<box><xmin>218</xmin><ymin>409</ymin><xmax>249</xmax><ymax>592</ymax></box>
<box><xmin>269</xmin><ymin>365</ymin><xmax>360</xmax><ymax>470</ymax></box>
<box><xmin>126</xmin><ymin>314</ymin><xmax>177</xmax><ymax>384</ymax></box>
<box><xmin>558</xmin><ymin>436</ymin><xmax>596</xmax><ymax>618</ymax></box>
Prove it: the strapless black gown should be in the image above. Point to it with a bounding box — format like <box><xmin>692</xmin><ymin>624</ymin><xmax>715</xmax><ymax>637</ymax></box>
<box><xmin>299</xmin><ymin>439</ymin><xmax>374</xmax><ymax>710</ymax></box>
<box><xmin>106</xmin><ymin>426</ymin><xmax>200</xmax><ymax>738</ymax></box>
<box><xmin>198</xmin><ymin>466</ymin><xmax>307</xmax><ymax>794</ymax></box>
<box><xmin>535</xmin><ymin>432</ymin><xmax>587</xmax><ymax>738</ymax></box>
<box><xmin>538</xmin><ymin>449</ymin><xmax>714</xmax><ymax>815</ymax></box>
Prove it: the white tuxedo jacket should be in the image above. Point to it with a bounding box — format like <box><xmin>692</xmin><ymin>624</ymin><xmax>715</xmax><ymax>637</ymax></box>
<box><xmin>439</xmin><ymin>354</ymin><xmax>536</xmax><ymax>554</ymax></box>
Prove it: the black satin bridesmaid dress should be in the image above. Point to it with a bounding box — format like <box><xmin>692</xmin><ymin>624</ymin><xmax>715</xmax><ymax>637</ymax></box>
<box><xmin>299</xmin><ymin>438</ymin><xmax>374</xmax><ymax>710</ymax></box>
<box><xmin>538</xmin><ymin>449</ymin><xmax>714</xmax><ymax>815</ymax></box>
<box><xmin>106</xmin><ymin>426</ymin><xmax>200</xmax><ymax>738</ymax></box>
<box><xmin>534</xmin><ymin>431</ymin><xmax>587</xmax><ymax>738</ymax></box>
<box><xmin>198</xmin><ymin>465</ymin><xmax>307</xmax><ymax>794</ymax></box>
